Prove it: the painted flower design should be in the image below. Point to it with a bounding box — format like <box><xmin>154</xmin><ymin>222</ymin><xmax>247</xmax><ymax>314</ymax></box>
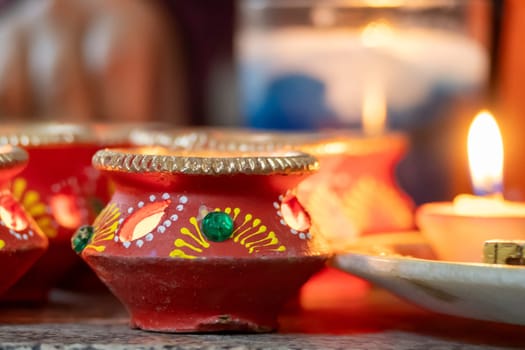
<box><xmin>0</xmin><ymin>192</ymin><xmax>37</xmax><ymax>241</ymax></box>
<box><xmin>274</xmin><ymin>192</ymin><xmax>312</xmax><ymax>240</ymax></box>
<box><xmin>11</xmin><ymin>178</ymin><xmax>57</xmax><ymax>238</ymax></box>
<box><xmin>50</xmin><ymin>176</ymin><xmax>90</xmax><ymax>230</ymax></box>
<box><xmin>113</xmin><ymin>193</ymin><xmax>188</xmax><ymax>249</ymax></box>
<box><xmin>83</xmin><ymin>203</ymin><xmax>121</xmax><ymax>252</ymax></box>
<box><xmin>170</xmin><ymin>206</ymin><xmax>287</xmax><ymax>259</ymax></box>
<box><xmin>78</xmin><ymin>193</ymin><xmax>188</xmax><ymax>253</ymax></box>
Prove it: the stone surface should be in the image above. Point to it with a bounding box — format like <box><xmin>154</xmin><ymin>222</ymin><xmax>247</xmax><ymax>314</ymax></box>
<box><xmin>0</xmin><ymin>269</ymin><xmax>525</xmax><ymax>349</ymax></box>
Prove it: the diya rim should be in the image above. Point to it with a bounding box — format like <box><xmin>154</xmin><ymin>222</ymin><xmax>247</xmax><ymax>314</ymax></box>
<box><xmin>92</xmin><ymin>148</ymin><xmax>320</xmax><ymax>175</ymax></box>
<box><xmin>0</xmin><ymin>145</ymin><xmax>28</xmax><ymax>168</ymax></box>
<box><xmin>0</xmin><ymin>122</ymin><xmax>95</xmax><ymax>147</ymax></box>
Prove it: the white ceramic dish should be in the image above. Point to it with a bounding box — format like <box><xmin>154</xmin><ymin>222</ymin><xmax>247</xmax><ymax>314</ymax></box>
<box><xmin>333</xmin><ymin>251</ymin><xmax>525</xmax><ymax>326</ymax></box>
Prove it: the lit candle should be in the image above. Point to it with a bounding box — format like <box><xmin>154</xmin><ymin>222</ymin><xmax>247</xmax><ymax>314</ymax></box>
<box><xmin>416</xmin><ymin>110</ymin><xmax>525</xmax><ymax>262</ymax></box>
<box><xmin>454</xmin><ymin>111</ymin><xmax>525</xmax><ymax>215</ymax></box>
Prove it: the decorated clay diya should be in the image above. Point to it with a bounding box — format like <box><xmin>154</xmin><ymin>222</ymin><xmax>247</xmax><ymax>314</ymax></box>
<box><xmin>73</xmin><ymin>147</ymin><xmax>327</xmax><ymax>332</ymax></box>
<box><xmin>130</xmin><ymin>128</ymin><xmax>415</xmax><ymax>249</ymax></box>
<box><xmin>0</xmin><ymin>123</ymin><xmax>102</xmax><ymax>302</ymax></box>
<box><xmin>0</xmin><ymin>146</ymin><xmax>48</xmax><ymax>296</ymax></box>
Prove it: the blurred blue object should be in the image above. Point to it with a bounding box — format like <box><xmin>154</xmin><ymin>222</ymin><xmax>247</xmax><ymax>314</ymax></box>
<box><xmin>250</xmin><ymin>74</ymin><xmax>339</xmax><ymax>130</ymax></box>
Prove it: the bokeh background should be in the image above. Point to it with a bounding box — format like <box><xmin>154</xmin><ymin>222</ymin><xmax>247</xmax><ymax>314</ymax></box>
<box><xmin>1</xmin><ymin>0</ymin><xmax>524</xmax><ymax>205</ymax></box>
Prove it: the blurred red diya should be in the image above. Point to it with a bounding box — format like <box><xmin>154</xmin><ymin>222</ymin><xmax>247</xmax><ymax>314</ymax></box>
<box><xmin>73</xmin><ymin>147</ymin><xmax>328</xmax><ymax>332</ymax></box>
<box><xmin>0</xmin><ymin>123</ymin><xmax>102</xmax><ymax>302</ymax></box>
<box><xmin>297</xmin><ymin>133</ymin><xmax>415</xmax><ymax>248</ymax></box>
<box><xmin>0</xmin><ymin>146</ymin><xmax>48</xmax><ymax>296</ymax></box>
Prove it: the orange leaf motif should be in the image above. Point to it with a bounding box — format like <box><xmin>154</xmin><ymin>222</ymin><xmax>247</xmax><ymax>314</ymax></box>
<box><xmin>119</xmin><ymin>200</ymin><xmax>171</xmax><ymax>242</ymax></box>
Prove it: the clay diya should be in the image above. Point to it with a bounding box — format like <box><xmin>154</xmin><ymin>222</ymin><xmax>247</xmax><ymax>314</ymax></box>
<box><xmin>73</xmin><ymin>147</ymin><xmax>327</xmax><ymax>332</ymax></box>
<box><xmin>0</xmin><ymin>123</ymin><xmax>102</xmax><ymax>302</ymax></box>
<box><xmin>0</xmin><ymin>145</ymin><xmax>48</xmax><ymax>296</ymax></box>
<box><xmin>130</xmin><ymin>128</ymin><xmax>415</xmax><ymax>249</ymax></box>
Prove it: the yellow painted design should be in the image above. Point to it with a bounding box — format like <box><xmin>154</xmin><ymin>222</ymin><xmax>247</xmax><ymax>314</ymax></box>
<box><xmin>85</xmin><ymin>203</ymin><xmax>121</xmax><ymax>252</ymax></box>
<box><xmin>180</xmin><ymin>217</ymin><xmax>210</xmax><ymax>249</ymax></box>
<box><xmin>170</xmin><ymin>207</ymin><xmax>286</xmax><ymax>259</ymax></box>
<box><xmin>174</xmin><ymin>238</ymin><xmax>203</xmax><ymax>253</ymax></box>
<box><xmin>0</xmin><ymin>239</ymin><xmax>4</xmax><ymax>249</ymax></box>
<box><xmin>12</xmin><ymin>178</ymin><xmax>57</xmax><ymax>238</ymax></box>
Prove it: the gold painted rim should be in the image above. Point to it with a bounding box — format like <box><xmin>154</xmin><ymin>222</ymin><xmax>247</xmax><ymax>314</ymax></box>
<box><xmin>0</xmin><ymin>123</ymin><xmax>95</xmax><ymax>146</ymax></box>
<box><xmin>130</xmin><ymin>128</ymin><xmax>407</xmax><ymax>155</ymax></box>
<box><xmin>0</xmin><ymin>145</ymin><xmax>28</xmax><ymax>168</ymax></box>
<box><xmin>92</xmin><ymin>147</ymin><xmax>319</xmax><ymax>175</ymax></box>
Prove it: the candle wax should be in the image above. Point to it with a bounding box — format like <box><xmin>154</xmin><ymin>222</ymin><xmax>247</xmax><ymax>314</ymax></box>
<box><xmin>453</xmin><ymin>194</ymin><xmax>525</xmax><ymax>217</ymax></box>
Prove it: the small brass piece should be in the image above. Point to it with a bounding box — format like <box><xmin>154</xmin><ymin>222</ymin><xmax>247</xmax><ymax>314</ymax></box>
<box><xmin>483</xmin><ymin>240</ymin><xmax>525</xmax><ymax>265</ymax></box>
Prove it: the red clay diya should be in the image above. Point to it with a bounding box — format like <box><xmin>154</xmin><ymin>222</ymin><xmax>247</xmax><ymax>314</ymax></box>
<box><xmin>0</xmin><ymin>146</ymin><xmax>48</xmax><ymax>296</ymax></box>
<box><xmin>0</xmin><ymin>123</ymin><xmax>102</xmax><ymax>302</ymax></box>
<box><xmin>131</xmin><ymin>129</ymin><xmax>415</xmax><ymax>249</ymax></box>
<box><xmin>73</xmin><ymin>147</ymin><xmax>328</xmax><ymax>332</ymax></box>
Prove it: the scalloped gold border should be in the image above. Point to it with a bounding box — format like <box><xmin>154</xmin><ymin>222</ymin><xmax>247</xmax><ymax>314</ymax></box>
<box><xmin>0</xmin><ymin>123</ymin><xmax>95</xmax><ymax>146</ymax></box>
<box><xmin>92</xmin><ymin>148</ymin><xmax>319</xmax><ymax>175</ymax></box>
<box><xmin>0</xmin><ymin>145</ymin><xmax>28</xmax><ymax>168</ymax></box>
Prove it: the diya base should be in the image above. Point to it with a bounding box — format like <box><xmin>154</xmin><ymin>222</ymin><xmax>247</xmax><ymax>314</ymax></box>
<box><xmin>85</xmin><ymin>255</ymin><xmax>326</xmax><ymax>333</ymax></box>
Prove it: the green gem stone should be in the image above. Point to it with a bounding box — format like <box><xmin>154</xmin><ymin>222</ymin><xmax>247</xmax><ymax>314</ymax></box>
<box><xmin>201</xmin><ymin>211</ymin><xmax>234</xmax><ymax>242</ymax></box>
<box><xmin>71</xmin><ymin>225</ymin><xmax>94</xmax><ymax>254</ymax></box>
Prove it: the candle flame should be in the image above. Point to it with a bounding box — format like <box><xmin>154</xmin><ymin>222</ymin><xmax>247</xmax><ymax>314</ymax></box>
<box><xmin>362</xmin><ymin>77</ymin><xmax>386</xmax><ymax>136</ymax></box>
<box><xmin>467</xmin><ymin>110</ymin><xmax>504</xmax><ymax>196</ymax></box>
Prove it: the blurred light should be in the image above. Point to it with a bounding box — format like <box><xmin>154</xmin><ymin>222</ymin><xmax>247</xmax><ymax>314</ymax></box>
<box><xmin>362</xmin><ymin>77</ymin><xmax>387</xmax><ymax>136</ymax></box>
<box><xmin>50</xmin><ymin>193</ymin><xmax>82</xmax><ymax>229</ymax></box>
<box><xmin>360</xmin><ymin>20</ymin><xmax>395</xmax><ymax>48</ymax></box>
<box><xmin>311</xmin><ymin>5</ymin><xmax>337</xmax><ymax>27</ymax></box>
